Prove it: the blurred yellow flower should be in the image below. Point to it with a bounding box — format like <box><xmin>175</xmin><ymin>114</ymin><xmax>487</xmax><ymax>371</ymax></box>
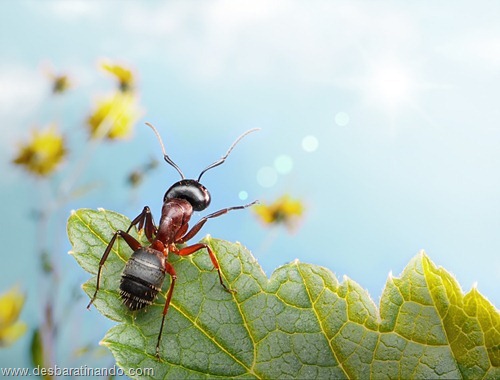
<box><xmin>87</xmin><ymin>92</ymin><xmax>141</xmax><ymax>140</ymax></box>
<box><xmin>12</xmin><ymin>126</ymin><xmax>67</xmax><ymax>177</ymax></box>
<box><xmin>0</xmin><ymin>286</ymin><xmax>27</xmax><ymax>347</ymax></box>
<box><xmin>51</xmin><ymin>74</ymin><xmax>71</xmax><ymax>94</ymax></box>
<box><xmin>254</xmin><ymin>194</ymin><xmax>304</xmax><ymax>232</ymax></box>
<box><xmin>127</xmin><ymin>158</ymin><xmax>158</xmax><ymax>188</ymax></box>
<box><xmin>101</xmin><ymin>61</ymin><xmax>135</xmax><ymax>92</ymax></box>
<box><xmin>42</xmin><ymin>64</ymin><xmax>72</xmax><ymax>94</ymax></box>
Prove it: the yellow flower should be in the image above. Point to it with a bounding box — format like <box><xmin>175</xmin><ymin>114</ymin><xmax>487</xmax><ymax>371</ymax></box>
<box><xmin>87</xmin><ymin>92</ymin><xmax>141</xmax><ymax>140</ymax></box>
<box><xmin>0</xmin><ymin>286</ymin><xmax>27</xmax><ymax>347</ymax></box>
<box><xmin>101</xmin><ymin>61</ymin><xmax>135</xmax><ymax>92</ymax></box>
<box><xmin>253</xmin><ymin>194</ymin><xmax>304</xmax><ymax>232</ymax></box>
<box><xmin>12</xmin><ymin>125</ymin><xmax>67</xmax><ymax>177</ymax></box>
<box><xmin>51</xmin><ymin>74</ymin><xmax>71</xmax><ymax>94</ymax></box>
<box><xmin>42</xmin><ymin>65</ymin><xmax>72</xmax><ymax>94</ymax></box>
<box><xmin>127</xmin><ymin>158</ymin><xmax>159</xmax><ymax>188</ymax></box>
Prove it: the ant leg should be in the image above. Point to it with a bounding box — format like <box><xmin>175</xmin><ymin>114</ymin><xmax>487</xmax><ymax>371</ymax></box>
<box><xmin>175</xmin><ymin>243</ymin><xmax>235</xmax><ymax>293</ymax></box>
<box><xmin>87</xmin><ymin>230</ymin><xmax>142</xmax><ymax>309</ymax></box>
<box><xmin>126</xmin><ymin>206</ymin><xmax>157</xmax><ymax>242</ymax></box>
<box><xmin>156</xmin><ymin>262</ymin><xmax>176</xmax><ymax>359</ymax></box>
<box><xmin>177</xmin><ymin>200</ymin><xmax>257</xmax><ymax>243</ymax></box>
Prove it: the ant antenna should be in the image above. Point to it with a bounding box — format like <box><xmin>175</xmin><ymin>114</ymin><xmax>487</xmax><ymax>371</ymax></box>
<box><xmin>197</xmin><ymin>128</ymin><xmax>260</xmax><ymax>182</ymax></box>
<box><xmin>145</xmin><ymin>122</ymin><xmax>185</xmax><ymax>179</ymax></box>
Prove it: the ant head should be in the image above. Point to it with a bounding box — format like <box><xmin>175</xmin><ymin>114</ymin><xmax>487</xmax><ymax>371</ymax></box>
<box><xmin>146</xmin><ymin>122</ymin><xmax>259</xmax><ymax>211</ymax></box>
<box><xmin>164</xmin><ymin>179</ymin><xmax>210</xmax><ymax>211</ymax></box>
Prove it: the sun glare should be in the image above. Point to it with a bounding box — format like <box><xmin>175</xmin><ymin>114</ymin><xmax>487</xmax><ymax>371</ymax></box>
<box><xmin>364</xmin><ymin>60</ymin><xmax>416</xmax><ymax>113</ymax></box>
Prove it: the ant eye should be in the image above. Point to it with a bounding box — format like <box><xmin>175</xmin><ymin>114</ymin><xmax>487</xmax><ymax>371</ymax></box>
<box><xmin>164</xmin><ymin>180</ymin><xmax>211</xmax><ymax>211</ymax></box>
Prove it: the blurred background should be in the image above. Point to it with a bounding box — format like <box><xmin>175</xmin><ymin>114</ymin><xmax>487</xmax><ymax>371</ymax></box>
<box><xmin>1</xmin><ymin>0</ymin><xmax>500</xmax><ymax>373</ymax></box>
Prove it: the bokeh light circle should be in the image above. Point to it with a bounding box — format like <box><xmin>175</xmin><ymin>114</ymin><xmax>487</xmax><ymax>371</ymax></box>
<box><xmin>301</xmin><ymin>135</ymin><xmax>318</xmax><ymax>152</ymax></box>
<box><xmin>256</xmin><ymin>166</ymin><xmax>278</xmax><ymax>188</ymax></box>
<box><xmin>335</xmin><ymin>111</ymin><xmax>350</xmax><ymax>126</ymax></box>
<box><xmin>274</xmin><ymin>154</ymin><xmax>293</xmax><ymax>174</ymax></box>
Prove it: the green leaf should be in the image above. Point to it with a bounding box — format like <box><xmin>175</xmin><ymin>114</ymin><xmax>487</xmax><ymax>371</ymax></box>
<box><xmin>30</xmin><ymin>328</ymin><xmax>44</xmax><ymax>369</ymax></box>
<box><xmin>30</xmin><ymin>328</ymin><xmax>52</xmax><ymax>380</ymax></box>
<box><xmin>68</xmin><ymin>208</ymin><xmax>500</xmax><ymax>379</ymax></box>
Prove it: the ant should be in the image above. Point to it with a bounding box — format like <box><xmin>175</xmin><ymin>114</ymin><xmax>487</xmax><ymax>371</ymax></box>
<box><xmin>87</xmin><ymin>123</ymin><xmax>258</xmax><ymax>358</ymax></box>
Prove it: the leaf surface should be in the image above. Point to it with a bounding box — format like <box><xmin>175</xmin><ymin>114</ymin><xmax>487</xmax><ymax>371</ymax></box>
<box><xmin>68</xmin><ymin>208</ymin><xmax>500</xmax><ymax>379</ymax></box>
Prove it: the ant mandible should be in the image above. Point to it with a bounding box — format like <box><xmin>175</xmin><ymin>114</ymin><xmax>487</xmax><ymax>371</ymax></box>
<box><xmin>87</xmin><ymin>123</ymin><xmax>258</xmax><ymax>358</ymax></box>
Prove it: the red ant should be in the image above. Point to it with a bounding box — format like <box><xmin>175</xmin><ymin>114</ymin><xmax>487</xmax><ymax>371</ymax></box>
<box><xmin>87</xmin><ymin>123</ymin><xmax>258</xmax><ymax>358</ymax></box>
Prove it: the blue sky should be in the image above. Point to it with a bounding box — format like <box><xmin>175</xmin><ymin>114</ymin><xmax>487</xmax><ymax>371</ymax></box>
<box><xmin>1</xmin><ymin>0</ymin><xmax>500</xmax><ymax>369</ymax></box>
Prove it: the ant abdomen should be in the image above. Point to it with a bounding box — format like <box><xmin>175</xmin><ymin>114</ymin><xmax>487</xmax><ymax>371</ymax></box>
<box><xmin>119</xmin><ymin>247</ymin><xmax>166</xmax><ymax>311</ymax></box>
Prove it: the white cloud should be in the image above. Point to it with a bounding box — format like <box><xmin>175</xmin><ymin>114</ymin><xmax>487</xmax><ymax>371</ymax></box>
<box><xmin>437</xmin><ymin>29</ymin><xmax>500</xmax><ymax>69</ymax></box>
<box><xmin>0</xmin><ymin>65</ymin><xmax>47</xmax><ymax>122</ymax></box>
<box><xmin>0</xmin><ymin>65</ymin><xmax>47</xmax><ymax>182</ymax></box>
<box><xmin>45</xmin><ymin>0</ymin><xmax>108</xmax><ymax>21</ymax></box>
<box><xmin>117</xmin><ymin>1</ymin><xmax>420</xmax><ymax>84</ymax></box>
